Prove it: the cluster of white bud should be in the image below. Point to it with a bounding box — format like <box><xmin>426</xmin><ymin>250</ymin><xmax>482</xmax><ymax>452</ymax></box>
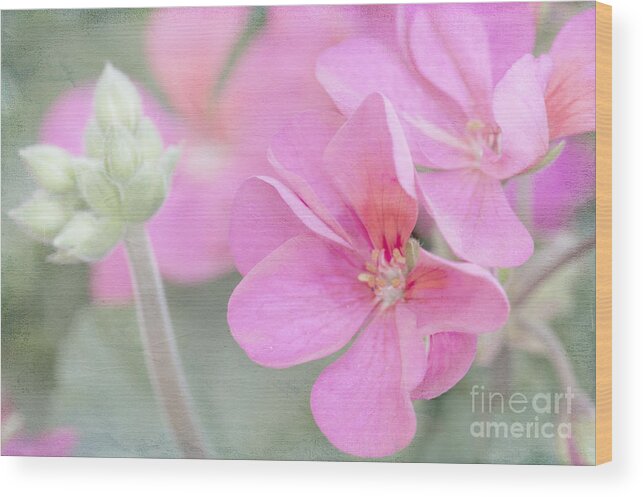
<box><xmin>10</xmin><ymin>63</ymin><xmax>180</xmax><ymax>263</ymax></box>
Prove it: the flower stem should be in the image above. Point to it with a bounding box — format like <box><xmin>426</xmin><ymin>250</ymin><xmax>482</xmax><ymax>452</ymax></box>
<box><xmin>123</xmin><ymin>224</ymin><xmax>207</xmax><ymax>458</ymax></box>
<box><xmin>519</xmin><ymin>317</ymin><xmax>594</xmax><ymax>415</ymax></box>
<box><xmin>519</xmin><ymin>317</ymin><xmax>594</xmax><ymax>464</ymax></box>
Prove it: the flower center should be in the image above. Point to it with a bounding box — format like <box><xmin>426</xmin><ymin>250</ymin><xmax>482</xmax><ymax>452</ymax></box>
<box><xmin>358</xmin><ymin>248</ymin><xmax>409</xmax><ymax>308</ymax></box>
<box><xmin>466</xmin><ymin>119</ymin><xmax>502</xmax><ymax>162</ymax></box>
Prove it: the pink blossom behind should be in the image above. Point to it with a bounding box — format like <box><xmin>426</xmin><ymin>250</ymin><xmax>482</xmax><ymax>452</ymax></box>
<box><xmin>506</xmin><ymin>139</ymin><xmax>596</xmax><ymax>233</ymax></box>
<box><xmin>318</xmin><ymin>4</ymin><xmax>596</xmax><ymax>268</ymax></box>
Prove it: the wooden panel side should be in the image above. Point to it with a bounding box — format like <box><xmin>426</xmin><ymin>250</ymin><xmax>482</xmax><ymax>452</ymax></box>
<box><xmin>595</xmin><ymin>1</ymin><xmax>612</xmax><ymax>465</ymax></box>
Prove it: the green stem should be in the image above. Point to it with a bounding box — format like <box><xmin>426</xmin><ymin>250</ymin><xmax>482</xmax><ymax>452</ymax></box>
<box><xmin>123</xmin><ymin>224</ymin><xmax>207</xmax><ymax>458</ymax></box>
<box><xmin>519</xmin><ymin>318</ymin><xmax>594</xmax><ymax>414</ymax></box>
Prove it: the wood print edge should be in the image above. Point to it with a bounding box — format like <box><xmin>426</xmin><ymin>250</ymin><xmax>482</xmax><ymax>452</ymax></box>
<box><xmin>595</xmin><ymin>0</ymin><xmax>612</xmax><ymax>466</ymax></box>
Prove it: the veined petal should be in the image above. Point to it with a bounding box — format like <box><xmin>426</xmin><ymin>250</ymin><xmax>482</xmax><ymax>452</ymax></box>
<box><xmin>411</xmin><ymin>332</ymin><xmax>478</xmax><ymax>400</ymax></box>
<box><xmin>487</xmin><ymin>54</ymin><xmax>549</xmax><ymax>180</ymax></box>
<box><xmin>228</xmin><ymin>234</ymin><xmax>373</xmax><ymax>369</ymax></box>
<box><xmin>405</xmin><ymin>247</ymin><xmax>509</xmax><ymax>334</ymax></box>
<box><xmin>546</xmin><ymin>8</ymin><xmax>596</xmax><ymax>140</ymax></box>
<box><xmin>409</xmin><ymin>5</ymin><xmax>493</xmax><ymax>120</ymax></box>
<box><xmin>230</xmin><ymin>176</ymin><xmax>350</xmax><ymax>275</ymax></box>
<box><xmin>310</xmin><ymin>310</ymin><xmax>417</xmax><ymax>458</ymax></box>
<box><xmin>268</xmin><ymin>111</ymin><xmax>369</xmax><ymax>251</ymax></box>
<box><xmin>469</xmin><ymin>2</ymin><xmax>537</xmax><ymax>86</ymax></box>
<box><xmin>417</xmin><ymin>168</ymin><xmax>533</xmax><ymax>267</ymax></box>
<box><xmin>323</xmin><ymin>93</ymin><xmax>417</xmax><ymax>255</ymax></box>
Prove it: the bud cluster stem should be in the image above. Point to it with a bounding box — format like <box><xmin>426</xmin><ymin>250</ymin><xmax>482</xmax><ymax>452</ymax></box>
<box><xmin>123</xmin><ymin>224</ymin><xmax>207</xmax><ymax>458</ymax></box>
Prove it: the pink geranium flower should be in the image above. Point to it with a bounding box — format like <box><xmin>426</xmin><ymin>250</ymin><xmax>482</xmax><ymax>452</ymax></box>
<box><xmin>317</xmin><ymin>4</ymin><xmax>596</xmax><ymax>268</ymax></box>
<box><xmin>227</xmin><ymin>94</ymin><xmax>509</xmax><ymax>457</ymax></box>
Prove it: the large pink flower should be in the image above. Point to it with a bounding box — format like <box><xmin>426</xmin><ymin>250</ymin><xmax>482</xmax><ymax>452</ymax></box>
<box><xmin>317</xmin><ymin>4</ymin><xmax>596</xmax><ymax>268</ymax></box>
<box><xmin>227</xmin><ymin>94</ymin><xmax>509</xmax><ymax>457</ymax></box>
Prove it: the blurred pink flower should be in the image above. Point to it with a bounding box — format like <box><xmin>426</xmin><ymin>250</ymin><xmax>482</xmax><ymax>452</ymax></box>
<box><xmin>506</xmin><ymin>138</ymin><xmax>596</xmax><ymax>233</ymax></box>
<box><xmin>317</xmin><ymin>4</ymin><xmax>596</xmax><ymax>267</ymax></box>
<box><xmin>227</xmin><ymin>94</ymin><xmax>509</xmax><ymax>457</ymax></box>
<box><xmin>1</xmin><ymin>396</ymin><xmax>76</xmax><ymax>457</ymax></box>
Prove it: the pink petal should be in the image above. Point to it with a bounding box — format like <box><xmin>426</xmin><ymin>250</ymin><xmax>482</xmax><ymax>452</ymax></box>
<box><xmin>146</xmin><ymin>144</ymin><xmax>248</xmax><ymax>284</ymax></box>
<box><xmin>323</xmin><ymin>93</ymin><xmax>417</xmax><ymax>255</ymax></box>
<box><xmin>91</xmin><ymin>245</ymin><xmax>134</xmax><ymax>303</ymax></box>
<box><xmin>145</xmin><ymin>7</ymin><xmax>248</xmax><ymax>126</ymax></box>
<box><xmin>228</xmin><ymin>234</ymin><xmax>373</xmax><ymax>369</ymax></box>
<box><xmin>229</xmin><ymin>176</ymin><xmax>350</xmax><ymax>275</ymax></box>
<box><xmin>267</xmin><ymin>111</ymin><xmax>367</xmax><ymax>250</ymax></box>
<box><xmin>417</xmin><ymin>168</ymin><xmax>533</xmax><ymax>267</ymax></box>
<box><xmin>216</xmin><ymin>6</ymin><xmax>360</xmax><ymax>155</ymax></box>
<box><xmin>408</xmin><ymin>5</ymin><xmax>493</xmax><ymax>120</ymax></box>
<box><xmin>487</xmin><ymin>54</ymin><xmax>549</xmax><ymax>180</ymax></box>
<box><xmin>398</xmin><ymin>4</ymin><xmax>536</xmax><ymax>87</ymax></box>
<box><xmin>317</xmin><ymin>37</ymin><xmax>468</xmax><ymax>170</ymax></box>
<box><xmin>469</xmin><ymin>2</ymin><xmax>537</xmax><ymax>86</ymax></box>
<box><xmin>396</xmin><ymin>305</ymin><xmax>428</xmax><ymax>392</ymax></box>
<box><xmin>405</xmin><ymin>247</ymin><xmax>509</xmax><ymax>334</ymax></box>
<box><xmin>546</xmin><ymin>8</ymin><xmax>596</xmax><ymax>140</ymax></box>
<box><xmin>310</xmin><ymin>310</ymin><xmax>417</xmax><ymax>458</ymax></box>
<box><xmin>411</xmin><ymin>332</ymin><xmax>478</xmax><ymax>400</ymax></box>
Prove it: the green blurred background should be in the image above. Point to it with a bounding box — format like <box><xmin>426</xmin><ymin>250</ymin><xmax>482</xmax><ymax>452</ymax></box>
<box><xmin>2</xmin><ymin>5</ymin><xmax>595</xmax><ymax>463</ymax></box>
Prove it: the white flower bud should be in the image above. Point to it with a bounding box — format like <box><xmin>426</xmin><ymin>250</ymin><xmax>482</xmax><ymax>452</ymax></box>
<box><xmin>94</xmin><ymin>63</ymin><xmax>142</xmax><ymax>133</ymax></box>
<box><xmin>136</xmin><ymin>118</ymin><xmax>163</xmax><ymax>164</ymax></box>
<box><xmin>84</xmin><ymin>119</ymin><xmax>105</xmax><ymax>159</ymax></box>
<box><xmin>104</xmin><ymin>125</ymin><xmax>141</xmax><ymax>183</ymax></box>
<box><xmin>9</xmin><ymin>190</ymin><xmax>73</xmax><ymax>242</ymax></box>
<box><xmin>19</xmin><ymin>144</ymin><xmax>76</xmax><ymax>193</ymax></box>
<box><xmin>121</xmin><ymin>161</ymin><xmax>168</xmax><ymax>223</ymax></box>
<box><xmin>75</xmin><ymin>158</ymin><xmax>122</xmax><ymax>217</ymax></box>
<box><xmin>52</xmin><ymin>212</ymin><xmax>124</xmax><ymax>263</ymax></box>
